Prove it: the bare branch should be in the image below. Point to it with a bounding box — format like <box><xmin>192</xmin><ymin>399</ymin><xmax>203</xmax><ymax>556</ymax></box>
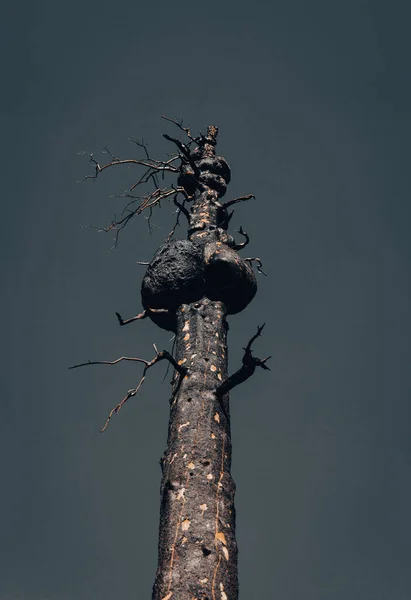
<box><xmin>244</xmin><ymin>257</ymin><xmax>267</xmax><ymax>276</ymax></box>
<box><xmin>69</xmin><ymin>349</ymin><xmax>188</xmax><ymax>432</ymax></box>
<box><xmin>166</xmin><ymin>206</ymin><xmax>182</xmax><ymax>243</ymax></box>
<box><xmin>173</xmin><ymin>195</ymin><xmax>190</xmax><ymax>219</ymax></box>
<box><xmin>79</xmin><ymin>152</ymin><xmax>178</xmax><ymax>183</ymax></box>
<box><xmin>164</xmin><ymin>191</ymin><xmax>191</xmax><ymax>241</ymax></box>
<box><xmin>69</xmin><ymin>356</ymin><xmax>150</xmax><ymax>370</ymax></box>
<box><xmin>244</xmin><ymin>323</ymin><xmax>267</xmax><ymax>355</ymax></box>
<box><xmin>161</xmin><ymin>115</ymin><xmax>199</xmax><ymax>143</ymax></box>
<box><xmin>128</xmin><ymin>137</ymin><xmax>150</xmax><ymax>160</ymax></box>
<box><xmin>102</xmin><ymin>146</ymin><xmax>119</xmax><ymax>161</ymax></box>
<box><xmin>115</xmin><ymin>307</ymin><xmax>168</xmax><ymax>327</ymax></box>
<box><xmin>172</xmin><ymin>185</ymin><xmax>195</xmax><ymax>203</ymax></box>
<box><xmin>223</xmin><ymin>194</ymin><xmax>255</xmax><ymax>209</ymax></box>
<box><xmin>219</xmin><ymin>209</ymin><xmax>234</xmax><ymax>229</ymax></box>
<box><xmin>163</xmin><ymin>133</ymin><xmax>191</xmax><ymax>161</ymax></box>
<box><xmin>91</xmin><ymin>187</ymin><xmax>180</xmax><ymax>248</ymax></box>
<box><xmin>232</xmin><ymin>225</ymin><xmax>249</xmax><ymax>250</ymax></box>
<box><xmin>216</xmin><ymin>324</ymin><xmax>271</xmax><ymax>397</ymax></box>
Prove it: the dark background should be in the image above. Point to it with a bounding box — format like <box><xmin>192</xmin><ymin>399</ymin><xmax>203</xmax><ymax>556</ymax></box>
<box><xmin>1</xmin><ymin>1</ymin><xmax>411</xmax><ymax>598</ymax></box>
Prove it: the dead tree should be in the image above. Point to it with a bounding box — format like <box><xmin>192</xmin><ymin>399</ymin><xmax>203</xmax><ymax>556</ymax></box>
<box><xmin>71</xmin><ymin>118</ymin><xmax>270</xmax><ymax>600</ymax></box>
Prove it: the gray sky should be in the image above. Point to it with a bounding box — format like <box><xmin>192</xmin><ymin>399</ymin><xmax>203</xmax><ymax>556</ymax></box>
<box><xmin>2</xmin><ymin>1</ymin><xmax>411</xmax><ymax>598</ymax></box>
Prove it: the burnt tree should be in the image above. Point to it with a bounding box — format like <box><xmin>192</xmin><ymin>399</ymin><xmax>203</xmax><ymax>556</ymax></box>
<box><xmin>71</xmin><ymin>118</ymin><xmax>270</xmax><ymax>600</ymax></box>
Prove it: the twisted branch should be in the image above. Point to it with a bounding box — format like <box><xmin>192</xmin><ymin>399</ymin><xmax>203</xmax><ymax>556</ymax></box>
<box><xmin>244</xmin><ymin>257</ymin><xmax>267</xmax><ymax>276</ymax></box>
<box><xmin>232</xmin><ymin>225</ymin><xmax>250</xmax><ymax>250</ymax></box>
<box><xmin>216</xmin><ymin>324</ymin><xmax>271</xmax><ymax>397</ymax></box>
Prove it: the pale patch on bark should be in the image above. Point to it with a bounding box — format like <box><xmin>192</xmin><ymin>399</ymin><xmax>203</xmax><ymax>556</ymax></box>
<box><xmin>220</xmin><ymin>582</ymin><xmax>228</xmax><ymax>600</ymax></box>
<box><xmin>215</xmin><ymin>532</ymin><xmax>227</xmax><ymax>545</ymax></box>
<box><xmin>199</xmin><ymin>503</ymin><xmax>208</xmax><ymax>514</ymax></box>
<box><xmin>181</xmin><ymin>519</ymin><xmax>191</xmax><ymax>531</ymax></box>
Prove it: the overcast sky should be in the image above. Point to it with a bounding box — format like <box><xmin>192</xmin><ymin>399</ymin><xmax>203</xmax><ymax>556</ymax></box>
<box><xmin>1</xmin><ymin>1</ymin><xmax>411</xmax><ymax>598</ymax></box>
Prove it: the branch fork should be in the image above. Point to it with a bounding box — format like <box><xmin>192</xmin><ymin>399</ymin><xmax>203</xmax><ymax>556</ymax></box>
<box><xmin>216</xmin><ymin>324</ymin><xmax>271</xmax><ymax>397</ymax></box>
<box><xmin>69</xmin><ymin>346</ymin><xmax>187</xmax><ymax>432</ymax></box>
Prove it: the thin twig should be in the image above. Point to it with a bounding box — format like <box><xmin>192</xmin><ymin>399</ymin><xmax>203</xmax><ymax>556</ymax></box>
<box><xmin>232</xmin><ymin>225</ymin><xmax>249</xmax><ymax>250</ymax></box>
<box><xmin>69</xmin><ymin>349</ymin><xmax>188</xmax><ymax>432</ymax></box>
<box><xmin>115</xmin><ymin>307</ymin><xmax>168</xmax><ymax>326</ymax></box>
<box><xmin>161</xmin><ymin>115</ymin><xmax>199</xmax><ymax>143</ymax></box>
<box><xmin>244</xmin><ymin>257</ymin><xmax>267</xmax><ymax>276</ymax></box>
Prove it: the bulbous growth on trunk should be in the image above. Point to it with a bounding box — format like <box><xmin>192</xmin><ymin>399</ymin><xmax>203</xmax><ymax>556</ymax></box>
<box><xmin>178</xmin><ymin>154</ymin><xmax>231</xmax><ymax>197</ymax></box>
<box><xmin>141</xmin><ymin>240</ymin><xmax>204</xmax><ymax>331</ymax></box>
<box><xmin>204</xmin><ymin>241</ymin><xmax>257</xmax><ymax>313</ymax></box>
<box><xmin>141</xmin><ymin>238</ymin><xmax>257</xmax><ymax>330</ymax></box>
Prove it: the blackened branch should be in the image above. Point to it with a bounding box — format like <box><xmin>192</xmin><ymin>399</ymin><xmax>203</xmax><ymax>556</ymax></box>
<box><xmin>244</xmin><ymin>257</ymin><xmax>267</xmax><ymax>276</ymax></box>
<box><xmin>219</xmin><ymin>209</ymin><xmax>234</xmax><ymax>229</ymax></box>
<box><xmin>115</xmin><ymin>307</ymin><xmax>169</xmax><ymax>326</ymax></box>
<box><xmin>216</xmin><ymin>324</ymin><xmax>271</xmax><ymax>397</ymax></box>
<box><xmin>163</xmin><ymin>133</ymin><xmax>200</xmax><ymax>180</ymax></box>
<box><xmin>172</xmin><ymin>185</ymin><xmax>195</xmax><ymax>203</ymax></box>
<box><xmin>162</xmin><ymin>133</ymin><xmax>192</xmax><ymax>161</ymax></box>
<box><xmin>161</xmin><ymin>115</ymin><xmax>199</xmax><ymax>143</ymax></box>
<box><xmin>232</xmin><ymin>225</ymin><xmax>250</xmax><ymax>250</ymax></box>
<box><xmin>166</xmin><ymin>198</ymin><xmax>188</xmax><ymax>242</ymax></box>
<box><xmin>69</xmin><ymin>348</ymin><xmax>188</xmax><ymax>432</ymax></box>
<box><xmin>173</xmin><ymin>195</ymin><xmax>190</xmax><ymax>219</ymax></box>
<box><xmin>223</xmin><ymin>194</ymin><xmax>255</xmax><ymax>209</ymax></box>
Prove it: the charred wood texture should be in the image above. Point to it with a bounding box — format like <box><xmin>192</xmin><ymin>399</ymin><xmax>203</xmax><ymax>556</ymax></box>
<box><xmin>153</xmin><ymin>299</ymin><xmax>237</xmax><ymax>600</ymax></box>
<box><xmin>74</xmin><ymin>119</ymin><xmax>269</xmax><ymax>600</ymax></box>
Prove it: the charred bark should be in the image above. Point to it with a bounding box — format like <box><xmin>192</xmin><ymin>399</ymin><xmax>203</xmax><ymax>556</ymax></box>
<box><xmin>150</xmin><ymin>127</ymin><xmax>259</xmax><ymax>600</ymax></box>
<box><xmin>153</xmin><ymin>299</ymin><xmax>237</xmax><ymax>600</ymax></box>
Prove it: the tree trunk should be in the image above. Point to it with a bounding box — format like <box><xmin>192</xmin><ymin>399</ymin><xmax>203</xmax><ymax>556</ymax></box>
<box><xmin>72</xmin><ymin>120</ymin><xmax>268</xmax><ymax>600</ymax></box>
<box><xmin>150</xmin><ymin>129</ymin><xmax>241</xmax><ymax>600</ymax></box>
<box><xmin>152</xmin><ymin>298</ymin><xmax>237</xmax><ymax>600</ymax></box>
